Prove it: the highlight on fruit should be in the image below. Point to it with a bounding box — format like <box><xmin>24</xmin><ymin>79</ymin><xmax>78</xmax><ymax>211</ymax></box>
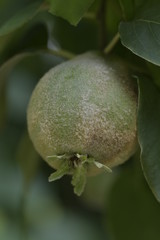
<box><xmin>27</xmin><ymin>51</ymin><xmax>138</xmax><ymax>196</ymax></box>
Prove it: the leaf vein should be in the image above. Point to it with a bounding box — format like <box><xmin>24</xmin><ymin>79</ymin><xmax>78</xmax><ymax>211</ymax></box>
<box><xmin>147</xmin><ymin>22</ymin><xmax>160</xmax><ymax>47</ymax></box>
<box><xmin>137</xmin><ymin>19</ymin><xmax>160</xmax><ymax>25</ymax></box>
<box><xmin>132</xmin><ymin>22</ymin><xmax>148</xmax><ymax>55</ymax></box>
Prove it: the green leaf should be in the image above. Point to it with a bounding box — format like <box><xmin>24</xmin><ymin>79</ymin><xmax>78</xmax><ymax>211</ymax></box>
<box><xmin>118</xmin><ymin>0</ymin><xmax>135</xmax><ymax>20</ymax></box>
<box><xmin>146</xmin><ymin>62</ymin><xmax>160</xmax><ymax>87</ymax></box>
<box><xmin>0</xmin><ymin>82</ymin><xmax>6</xmax><ymax>130</ymax></box>
<box><xmin>71</xmin><ymin>164</ymin><xmax>87</xmax><ymax>196</ymax></box>
<box><xmin>48</xmin><ymin>161</ymin><xmax>70</xmax><ymax>182</ymax></box>
<box><xmin>107</xmin><ymin>160</ymin><xmax>160</xmax><ymax>240</ymax></box>
<box><xmin>119</xmin><ymin>1</ymin><xmax>160</xmax><ymax>66</ymax></box>
<box><xmin>51</xmin><ymin>16</ymin><xmax>99</xmax><ymax>54</ymax></box>
<box><xmin>47</xmin><ymin>0</ymin><xmax>95</xmax><ymax>25</ymax></box>
<box><xmin>0</xmin><ymin>1</ymin><xmax>44</xmax><ymax>36</ymax></box>
<box><xmin>118</xmin><ymin>0</ymin><xmax>146</xmax><ymax>20</ymax></box>
<box><xmin>137</xmin><ymin>76</ymin><xmax>160</xmax><ymax>201</ymax></box>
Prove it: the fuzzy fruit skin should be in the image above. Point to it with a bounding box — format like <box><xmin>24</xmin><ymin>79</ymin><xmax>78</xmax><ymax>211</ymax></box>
<box><xmin>27</xmin><ymin>51</ymin><xmax>137</xmax><ymax>175</ymax></box>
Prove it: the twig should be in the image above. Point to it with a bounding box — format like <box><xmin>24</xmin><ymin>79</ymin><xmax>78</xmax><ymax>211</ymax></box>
<box><xmin>104</xmin><ymin>32</ymin><xmax>120</xmax><ymax>54</ymax></box>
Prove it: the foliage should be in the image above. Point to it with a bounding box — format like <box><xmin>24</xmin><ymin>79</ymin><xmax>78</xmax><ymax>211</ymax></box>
<box><xmin>1</xmin><ymin>0</ymin><xmax>160</xmax><ymax>239</ymax></box>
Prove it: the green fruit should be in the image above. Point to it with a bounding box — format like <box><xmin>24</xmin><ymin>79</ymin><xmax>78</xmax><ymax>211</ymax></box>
<box><xmin>27</xmin><ymin>51</ymin><xmax>137</xmax><ymax>195</ymax></box>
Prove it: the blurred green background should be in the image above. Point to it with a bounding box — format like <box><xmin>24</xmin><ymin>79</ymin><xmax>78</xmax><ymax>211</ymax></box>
<box><xmin>1</xmin><ymin>0</ymin><xmax>160</xmax><ymax>240</ymax></box>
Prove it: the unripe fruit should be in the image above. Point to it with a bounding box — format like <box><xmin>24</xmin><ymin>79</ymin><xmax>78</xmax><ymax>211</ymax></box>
<box><xmin>27</xmin><ymin>52</ymin><xmax>137</xmax><ymax>195</ymax></box>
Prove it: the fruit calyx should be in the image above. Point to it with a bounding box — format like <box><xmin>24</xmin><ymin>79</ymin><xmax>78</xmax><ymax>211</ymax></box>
<box><xmin>47</xmin><ymin>153</ymin><xmax>112</xmax><ymax>196</ymax></box>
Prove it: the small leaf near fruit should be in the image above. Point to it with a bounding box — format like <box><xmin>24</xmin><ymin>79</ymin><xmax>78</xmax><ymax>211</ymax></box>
<box><xmin>71</xmin><ymin>164</ymin><xmax>87</xmax><ymax>196</ymax></box>
<box><xmin>94</xmin><ymin>161</ymin><xmax>112</xmax><ymax>173</ymax></box>
<box><xmin>48</xmin><ymin>161</ymin><xmax>70</xmax><ymax>182</ymax></box>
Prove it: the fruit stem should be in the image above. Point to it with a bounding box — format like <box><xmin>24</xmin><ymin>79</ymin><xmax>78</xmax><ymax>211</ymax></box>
<box><xmin>46</xmin><ymin>49</ymin><xmax>76</xmax><ymax>60</ymax></box>
<box><xmin>104</xmin><ymin>32</ymin><xmax>120</xmax><ymax>54</ymax></box>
